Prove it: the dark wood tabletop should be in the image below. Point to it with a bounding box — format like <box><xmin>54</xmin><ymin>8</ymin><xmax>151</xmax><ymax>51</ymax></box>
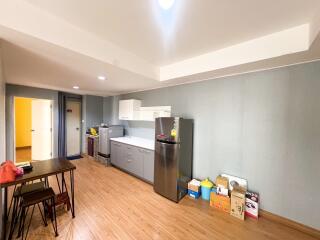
<box><xmin>0</xmin><ymin>158</ymin><xmax>76</xmax><ymax>188</ymax></box>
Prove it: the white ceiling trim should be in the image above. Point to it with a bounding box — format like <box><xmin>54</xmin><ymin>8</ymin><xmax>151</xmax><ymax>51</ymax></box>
<box><xmin>0</xmin><ymin>0</ymin><xmax>159</xmax><ymax>80</ymax></box>
<box><xmin>159</xmin><ymin>24</ymin><xmax>310</xmax><ymax>81</ymax></box>
<box><xmin>126</xmin><ymin>58</ymin><xmax>320</xmax><ymax>95</ymax></box>
<box><xmin>310</xmin><ymin>12</ymin><xmax>320</xmax><ymax>45</ymax></box>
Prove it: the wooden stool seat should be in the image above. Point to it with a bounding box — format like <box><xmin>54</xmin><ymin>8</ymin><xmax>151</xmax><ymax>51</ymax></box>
<box><xmin>21</xmin><ymin>188</ymin><xmax>55</xmax><ymax>207</ymax></box>
<box><xmin>13</xmin><ymin>182</ymin><xmax>46</xmax><ymax>198</ymax></box>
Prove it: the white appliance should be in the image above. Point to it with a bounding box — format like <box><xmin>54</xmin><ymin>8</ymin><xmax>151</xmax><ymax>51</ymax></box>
<box><xmin>98</xmin><ymin>125</ymin><xmax>124</xmax><ymax>158</ymax></box>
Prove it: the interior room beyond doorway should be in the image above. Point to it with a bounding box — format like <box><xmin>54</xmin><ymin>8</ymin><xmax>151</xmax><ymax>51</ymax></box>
<box><xmin>14</xmin><ymin>97</ymin><xmax>53</xmax><ymax>163</ymax></box>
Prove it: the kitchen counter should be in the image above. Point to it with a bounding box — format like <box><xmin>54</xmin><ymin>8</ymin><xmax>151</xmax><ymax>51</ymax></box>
<box><xmin>110</xmin><ymin>136</ymin><xmax>154</xmax><ymax>150</ymax></box>
<box><xmin>86</xmin><ymin>134</ymin><xmax>99</xmax><ymax>138</ymax></box>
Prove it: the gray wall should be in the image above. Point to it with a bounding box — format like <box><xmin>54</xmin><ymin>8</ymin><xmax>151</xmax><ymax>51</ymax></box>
<box><xmin>103</xmin><ymin>96</ymin><xmax>112</xmax><ymax>124</ymax></box>
<box><xmin>103</xmin><ymin>95</ymin><xmax>121</xmax><ymax>126</ymax></box>
<box><xmin>109</xmin><ymin>61</ymin><xmax>320</xmax><ymax>230</ymax></box>
<box><xmin>5</xmin><ymin>84</ymin><xmax>59</xmax><ymax>160</ymax></box>
<box><xmin>0</xmin><ymin>43</ymin><xmax>6</xmax><ymax>236</ymax></box>
<box><xmin>84</xmin><ymin>95</ymin><xmax>103</xmax><ymax>129</ymax></box>
<box><xmin>81</xmin><ymin>95</ymin><xmax>103</xmax><ymax>152</ymax></box>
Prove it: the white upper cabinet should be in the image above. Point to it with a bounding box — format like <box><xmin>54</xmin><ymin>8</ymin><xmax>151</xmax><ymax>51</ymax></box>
<box><xmin>119</xmin><ymin>99</ymin><xmax>141</xmax><ymax>120</ymax></box>
<box><xmin>119</xmin><ymin>99</ymin><xmax>171</xmax><ymax>121</ymax></box>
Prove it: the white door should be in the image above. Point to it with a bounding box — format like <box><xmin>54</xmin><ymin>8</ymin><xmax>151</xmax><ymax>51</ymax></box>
<box><xmin>66</xmin><ymin>101</ymin><xmax>81</xmax><ymax>156</ymax></box>
<box><xmin>31</xmin><ymin>99</ymin><xmax>52</xmax><ymax>160</ymax></box>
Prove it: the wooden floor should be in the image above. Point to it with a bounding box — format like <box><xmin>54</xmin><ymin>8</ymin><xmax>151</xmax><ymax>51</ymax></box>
<box><xmin>7</xmin><ymin>156</ymin><xmax>318</xmax><ymax>240</ymax></box>
<box><xmin>16</xmin><ymin>147</ymin><xmax>32</xmax><ymax>163</ymax></box>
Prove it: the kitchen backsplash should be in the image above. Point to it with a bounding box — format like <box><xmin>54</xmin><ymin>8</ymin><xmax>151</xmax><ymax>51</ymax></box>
<box><xmin>123</xmin><ymin>121</ymin><xmax>155</xmax><ymax>140</ymax></box>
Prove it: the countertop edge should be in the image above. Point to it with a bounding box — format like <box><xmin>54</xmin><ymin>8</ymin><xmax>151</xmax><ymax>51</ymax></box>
<box><xmin>110</xmin><ymin>137</ymin><xmax>155</xmax><ymax>151</ymax></box>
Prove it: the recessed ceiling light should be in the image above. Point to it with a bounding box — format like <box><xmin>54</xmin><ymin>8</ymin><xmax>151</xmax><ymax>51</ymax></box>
<box><xmin>158</xmin><ymin>0</ymin><xmax>175</xmax><ymax>10</ymax></box>
<box><xmin>73</xmin><ymin>86</ymin><xmax>79</xmax><ymax>89</ymax></box>
<box><xmin>97</xmin><ymin>75</ymin><xmax>106</xmax><ymax>80</ymax></box>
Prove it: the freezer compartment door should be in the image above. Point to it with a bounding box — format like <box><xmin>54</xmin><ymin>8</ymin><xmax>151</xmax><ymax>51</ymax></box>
<box><xmin>154</xmin><ymin>141</ymin><xmax>179</xmax><ymax>202</ymax></box>
<box><xmin>155</xmin><ymin>117</ymin><xmax>180</xmax><ymax>143</ymax></box>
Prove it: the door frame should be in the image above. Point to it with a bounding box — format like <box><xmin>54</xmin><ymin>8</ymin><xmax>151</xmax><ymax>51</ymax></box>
<box><xmin>65</xmin><ymin>98</ymin><xmax>82</xmax><ymax>157</ymax></box>
<box><xmin>13</xmin><ymin>96</ymin><xmax>54</xmax><ymax>163</ymax></box>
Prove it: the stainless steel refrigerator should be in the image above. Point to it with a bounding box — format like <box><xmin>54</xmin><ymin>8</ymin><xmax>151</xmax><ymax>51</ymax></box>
<box><xmin>154</xmin><ymin>117</ymin><xmax>193</xmax><ymax>202</ymax></box>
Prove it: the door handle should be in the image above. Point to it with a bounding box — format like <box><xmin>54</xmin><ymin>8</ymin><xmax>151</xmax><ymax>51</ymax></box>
<box><xmin>76</xmin><ymin>128</ymin><xmax>80</xmax><ymax>130</ymax></box>
<box><xmin>31</xmin><ymin>129</ymin><xmax>35</xmax><ymax>132</ymax></box>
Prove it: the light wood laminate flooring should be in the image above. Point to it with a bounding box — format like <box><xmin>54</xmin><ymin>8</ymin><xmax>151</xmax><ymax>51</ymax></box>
<box><xmin>7</xmin><ymin>156</ymin><xmax>318</xmax><ymax>240</ymax></box>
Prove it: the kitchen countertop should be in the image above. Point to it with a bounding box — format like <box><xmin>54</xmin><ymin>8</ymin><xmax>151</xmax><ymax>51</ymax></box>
<box><xmin>110</xmin><ymin>136</ymin><xmax>155</xmax><ymax>150</ymax></box>
<box><xmin>86</xmin><ymin>134</ymin><xmax>99</xmax><ymax>138</ymax></box>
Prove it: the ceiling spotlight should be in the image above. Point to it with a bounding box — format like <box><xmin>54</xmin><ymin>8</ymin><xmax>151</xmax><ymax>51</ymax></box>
<box><xmin>73</xmin><ymin>86</ymin><xmax>79</xmax><ymax>89</ymax></box>
<box><xmin>97</xmin><ymin>75</ymin><xmax>106</xmax><ymax>80</ymax></box>
<box><xmin>158</xmin><ymin>0</ymin><xmax>175</xmax><ymax>10</ymax></box>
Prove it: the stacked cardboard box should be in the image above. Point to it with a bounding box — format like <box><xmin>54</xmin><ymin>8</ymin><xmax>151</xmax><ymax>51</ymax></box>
<box><xmin>230</xmin><ymin>187</ymin><xmax>246</xmax><ymax>220</ymax></box>
<box><xmin>216</xmin><ymin>175</ymin><xmax>229</xmax><ymax>196</ymax></box>
<box><xmin>216</xmin><ymin>176</ymin><xmax>229</xmax><ymax>189</ymax></box>
<box><xmin>210</xmin><ymin>192</ymin><xmax>231</xmax><ymax>213</ymax></box>
<box><xmin>188</xmin><ymin>179</ymin><xmax>201</xmax><ymax>199</ymax></box>
<box><xmin>210</xmin><ymin>175</ymin><xmax>230</xmax><ymax>212</ymax></box>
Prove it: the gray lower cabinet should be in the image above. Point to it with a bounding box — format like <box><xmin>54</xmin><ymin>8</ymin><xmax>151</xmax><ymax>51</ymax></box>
<box><xmin>141</xmin><ymin>149</ymin><xmax>154</xmax><ymax>183</ymax></box>
<box><xmin>111</xmin><ymin>140</ymin><xmax>154</xmax><ymax>183</ymax></box>
<box><xmin>110</xmin><ymin>141</ymin><xmax>121</xmax><ymax>166</ymax></box>
<box><xmin>123</xmin><ymin>145</ymin><xmax>143</xmax><ymax>177</ymax></box>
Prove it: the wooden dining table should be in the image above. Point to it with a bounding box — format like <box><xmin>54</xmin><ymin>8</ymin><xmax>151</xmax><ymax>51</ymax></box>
<box><xmin>0</xmin><ymin>158</ymin><xmax>76</xmax><ymax>240</ymax></box>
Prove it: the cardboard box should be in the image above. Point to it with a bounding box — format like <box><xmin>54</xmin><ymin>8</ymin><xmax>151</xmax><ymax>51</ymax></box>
<box><xmin>230</xmin><ymin>187</ymin><xmax>246</xmax><ymax>220</ymax></box>
<box><xmin>210</xmin><ymin>192</ymin><xmax>230</xmax><ymax>213</ymax></box>
<box><xmin>216</xmin><ymin>175</ymin><xmax>229</xmax><ymax>189</ymax></box>
<box><xmin>216</xmin><ymin>186</ymin><xmax>228</xmax><ymax>196</ymax></box>
<box><xmin>245</xmin><ymin>191</ymin><xmax>259</xmax><ymax>219</ymax></box>
<box><xmin>188</xmin><ymin>179</ymin><xmax>201</xmax><ymax>192</ymax></box>
<box><xmin>188</xmin><ymin>189</ymin><xmax>201</xmax><ymax>199</ymax></box>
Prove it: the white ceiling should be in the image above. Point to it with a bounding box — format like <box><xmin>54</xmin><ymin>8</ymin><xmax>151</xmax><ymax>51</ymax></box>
<box><xmin>0</xmin><ymin>33</ymin><xmax>160</xmax><ymax>96</ymax></box>
<box><xmin>0</xmin><ymin>0</ymin><xmax>320</xmax><ymax>96</ymax></box>
<box><xmin>25</xmin><ymin>0</ymin><xmax>320</xmax><ymax>65</ymax></box>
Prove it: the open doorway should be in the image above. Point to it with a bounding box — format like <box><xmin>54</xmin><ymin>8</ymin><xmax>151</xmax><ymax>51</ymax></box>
<box><xmin>14</xmin><ymin>97</ymin><xmax>53</xmax><ymax>162</ymax></box>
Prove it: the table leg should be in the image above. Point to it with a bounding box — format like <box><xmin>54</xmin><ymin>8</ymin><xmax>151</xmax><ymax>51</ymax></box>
<box><xmin>70</xmin><ymin>170</ymin><xmax>75</xmax><ymax>218</ymax></box>
<box><xmin>2</xmin><ymin>187</ymin><xmax>8</xmax><ymax>240</ymax></box>
<box><xmin>61</xmin><ymin>172</ymin><xmax>65</xmax><ymax>193</ymax></box>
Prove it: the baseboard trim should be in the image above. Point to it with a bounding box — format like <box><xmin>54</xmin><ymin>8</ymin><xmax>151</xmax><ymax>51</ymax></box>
<box><xmin>260</xmin><ymin>209</ymin><xmax>320</xmax><ymax>239</ymax></box>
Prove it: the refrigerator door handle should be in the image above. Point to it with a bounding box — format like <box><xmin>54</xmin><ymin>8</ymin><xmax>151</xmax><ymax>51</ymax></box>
<box><xmin>157</xmin><ymin>140</ymin><xmax>178</xmax><ymax>145</ymax></box>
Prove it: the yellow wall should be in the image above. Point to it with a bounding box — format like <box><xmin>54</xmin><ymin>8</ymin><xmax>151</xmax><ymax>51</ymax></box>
<box><xmin>15</xmin><ymin>98</ymin><xmax>32</xmax><ymax>148</ymax></box>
